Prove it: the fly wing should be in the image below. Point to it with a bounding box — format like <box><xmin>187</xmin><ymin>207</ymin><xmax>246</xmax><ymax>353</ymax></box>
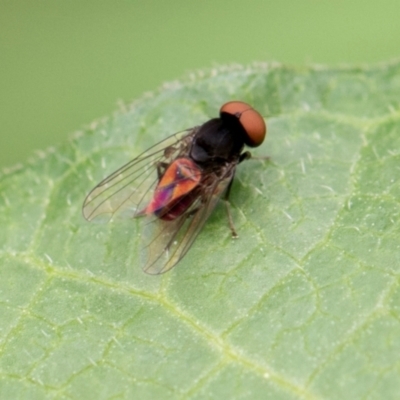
<box><xmin>141</xmin><ymin>167</ymin><xmax>236</xmax><ymax>275</ymax></box>
<box><xmin>82</xmin><ymin>128</ymin><xmax>197</xmax><ymax>222</ymax></box>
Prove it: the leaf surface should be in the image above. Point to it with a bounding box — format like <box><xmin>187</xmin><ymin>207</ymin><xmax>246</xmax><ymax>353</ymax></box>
<box><xmin>1</xmin><ymin>62</ymin><xmax>400</xmax><ymax>399</ymax></box>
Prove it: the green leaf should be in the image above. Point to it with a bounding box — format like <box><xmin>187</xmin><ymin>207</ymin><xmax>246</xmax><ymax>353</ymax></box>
<box><xmin>1</xmin><ymin>61</ymin><xmax>400</xmax><ymax>399</ymax></box>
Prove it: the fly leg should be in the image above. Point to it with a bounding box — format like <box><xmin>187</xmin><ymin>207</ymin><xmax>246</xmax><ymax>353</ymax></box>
<box><xmin>222</xmin><ymin>152</ymin><xmax>252</xmax><ymax>238</ymax></box>
<box><xmin>223</xmin><ymin>151</ymin><xmax>268</xmax><ymax>238</ymax></box>
<box><xmin>239</xmin><ymin>151</ymin><xmax>270</xmax><ymax>163</ymax></box>
<box><xmin>239</xmin><ymin>151</ymin><xmax>251</xmax><ymax>164</ymax></box>
<box><xmin>224</xmin><ymin>150</ymin><xmax>269</xmax><ymax>236</ymax></box>
<box><xmin>224</xmin><ymin>177</ymin><xmax>239</xmax><ymax>238</ymax></box>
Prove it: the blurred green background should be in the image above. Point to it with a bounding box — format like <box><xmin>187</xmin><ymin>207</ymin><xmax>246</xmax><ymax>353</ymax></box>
<box><xmin>1</xmin><ymin>0</ymin><xmax>399</xmax><ymax>168</ymax></box>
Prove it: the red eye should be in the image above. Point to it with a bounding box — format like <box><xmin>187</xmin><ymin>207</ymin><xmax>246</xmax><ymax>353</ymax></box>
<box><xmin>220</xmin><ymin>101</ymin><xmax>267</xmax><ymax>147</ymax></box>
